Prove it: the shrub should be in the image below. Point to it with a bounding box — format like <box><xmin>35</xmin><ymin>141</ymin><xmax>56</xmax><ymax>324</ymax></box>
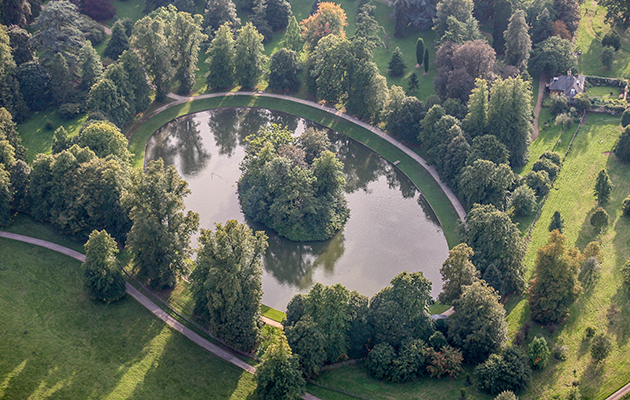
<box><xmin>367</xmin><ymin>343</ymin><xmax>395</xmax><ymax>381</ymax></box>
<box><xmin>475</xmin><ymin>346</ymin><xmax>531</xmax><ymax>395</ymax></box>
<box><xmin>509</xmin><ymin>185</ymin><xmax>538</xmax><ymax>217</ymax></box>
<box><xmin>83</xmin><ymin>0</ymin><xmax>116</xmax><ymax>21</ymax></box>
<box><xmin>590</xmin><ymin>333</ymin><xmax>612</xmax><ymax>363</ymax></box>
<box><xmin>550</xmin><ymin>94</ymin><xmax>568</xmax><ymax>115</ymax></box>
<box><xmin>540</xmin><ymin>151</ymin><xmax>562</xmax><ymax>166</ymax></box>
<box><xmin>623</xmin><ymin>196</ymin><xmax>630</xmax><ymax>216</ymax></box>
<box><xmin>58</xmin><ymin>103</ymin><xmax>83</xmax><ymax>120</ymax></box>
<box><xmin>553</xmin><ymin>344</ymin><xmax>568</xmax><ymax>361</ymax></box>
<box><xmin>573</xmin><ymin>93</ymin><xmax>591</xmax><ymax>112</ymax></box>
<box><xmin>494</xmin><ymin>392</ymin><xmax>517</xmax><ymax>400</ymax></box>
<box><xmin>601</xmin><ymin>30</ymin><xmax>621</xmax><ymax>51</ymax></box>
<box><xmin>590</xmin><ymin>207</ymin><xmax>609</xmax><ymax>232</ymax></box>
<box><xmin>525</xmin><ymin>170</ymin><xmax>551</xmax><ymax>196</ymax></box>
<box><xmin>44</xmin><ymin>119</ymin><xmax>54</xmax><ymax>131</ymax></box>
<box><xmin>567</xmin><ymin>387</ymin><xmax>581</xmax><ymax>400</ymax></box>
<box><xmin>425</xmin><ymin>345</ymin><xmax>463</xmax><ymax>379</ymax></box>
<box><xmin>528</xmin><ymin>336</ymin><xmax>550</xmax><ymax>370</ymax></box>
<box><xmin>621</xmin><ymin>261</ymin><xmax>630</xmax><ymax>286</ymax></box>
<box><xmin>585</xmin><ymin>326</ymin><xmax>596</xmax><ymax>338</ymax></box>
<box><xmin>429</xmin><ymin>331</ymin><xmax>448</xmax><ymax>350</ymax></box>
<box><xmin>532</xmin><ymin>157</ymin><xmax>560</xmax><ymax>180</ymax></box>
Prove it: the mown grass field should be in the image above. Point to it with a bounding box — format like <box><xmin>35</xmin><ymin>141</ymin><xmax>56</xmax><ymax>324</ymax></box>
<box><xmin>0</xmin><ymin>216</ymin><xmax>257</xmax><ymax>400</ymax></box>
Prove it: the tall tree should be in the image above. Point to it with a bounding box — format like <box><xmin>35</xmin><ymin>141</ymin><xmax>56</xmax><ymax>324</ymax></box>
<box><xmin>504</xmin><ymin>10</ymin><xmax>531</xmax><ymax>70</ymax></box>
<box><xmin>416</xmin><ymin>37</ymin><xmax>424</xmax><ymax>66</ymax></box>
<box><xmin>487</xmin><ymin>77</ymin><xmax>532</xmax><ymax>168</ymax></box>
<box><xmin>16</xmin><ymin>60</ymin><xmax>51</xmax><ymax>111</ymax></box>
<box><xmin>205</xmin><ymin>23</ymin><xmax>236</xmax><ymax>89</ymax></box>
<box><xmin>119</xmin><ymin>49</ymin><xmax>151</xmax><ymax>114</ymax></box>
<box><xmin>76</xmin><ymin>121</ymin><xmax>132</xmax><ymax>162</ymax></box>
<box><xmin>30</xmin><ymin>0</ymin><xmax>85</xmax><ymax>68</ymax></box>
<box><xmin>78</xmin><ymin>41</ymin><xmax>103</xmax><ymax>92</ymax></box>
<box><xmin>48</xmin><ymin>53</ymin><xmax>73</xmax><ymax>104</ymax></box>
<box><xmin>233</xmin><ymin>22</ymin><xmax>268</xmax><ymax>88</ymax></box>
<box><xmin>0</xmin><ymin>164</ymin><xmax>12</xmax><ymax>225</ymax></box>
<box><xmin>83</xmin><ymin>229</ymin><xmax>126</xmax><ymax>302</ymax></box>
<box><xmin>492</xmin><ymin>0</ymin><xmax>511</xmax><ymax>54</ymax></box>
<box><xmin>614</xmin><ymin>126</ymin><xmax>630</xmax><ymax>162</ymax></box>
<box><xmin>103</xmin><ymin>20</ymin><xmax>129</xmax><ymax>60</ymax></box>
<box><xmin>124</xmin><ymin>158</ymin><xmax>199</xmax><ymax>290</ymax></box>
<box><xmin>88</xmin><ymin>79</ymin><xmax>130</xmax><ymax>128</ymax></box>
<box><xmin>462</xmin><ymin>203</ymin><xmax>526</xmax><ymax>293</ymax></box>
<box><xmin>475</xmin><ymin>346</ymin><xmax>531</xmax><ymax>394</ymax></box>
<box><xmin>191</xmin><ymin>220</ymin><xmax>267</xmax><ymax>352</ymax></box>
<box><xmin>531</xmin><ymin>7</ymin><xmax>553</xmax><ymax>44</ymax></box>
<box><xmin>312</xmin><ymin>34</ymin><xmax>352</xmax><ymax>103</ymax></box>
<box><xmin>554</xmin><ymin>0</ymin><xmax>580</xmax><ymax>35</ymax></box>
<box><xmin>594</xmin><ymin>169</ymin><xmax>613</xmax><ymax>203</ymax></box>
<box><xmin>256</xmin><ymin>333</ymin><xmax>306</xmax><ymax>399</ymax></box>
<box><xmin>203</xmin><ymin>0</ymin><xmax>241</xmax><ymax>35</ymax></box>
<box><xmin>466</xmin><ymin>135</ymin><xmax>510</xmax><ymax>166</ymax></box>
<box><xmin>7</xmin><ymin>25</ymin><xmax>34</xmax><ymax>65</ymax></box>
<box><xmin>265</xmin><ymin>0</ymin><xmax>293</xmax><ymax>31</ymax></box>
<box><xmin>0</xmin><ymin>107</ymin><xmax>25</xmax><ymax>161</ymax></box>
<box><xmin>449</xmin><ymin>281</ymin><xmax>508</xmax><ymax>364</ymax></box>
<box><xmin>433</xmin><ymin>0</ymin><xmax>478</xmax><ymax>40</ymax></box>
<box><xmin>598</xmin><ymin>0</ymin><xmax>630</xmax><ymax>27</ymax></box>
<box><xmin>529</xmin><ymin>36</ymin><xmax>577</xmax><ymax>76</ymax></box>
<box><xmin>424</xmin><ymin>48</ymin><xmax>429</xmax><ymax>73</ymax></box>
<box><xmin>529</xmin><ymin>230</ymin><xmax>582</xmax><ymax>324</ymax></box>
<box><xmin>131</xmin><ymin>16</ymin><xmax>173</xmax><ymax>101</ymax></box>
<box><xmin>0</xmin><ymin>27</ymin><xmax>27</xmax><ymax>123</ymax></box>
<box><xmin>388</xmin><ymin>46</ymin><xmax>406</xmax><ymax>77</ymax></box>
<box><xmin>268</xmin><ymin>48</ymin><xmax>300</xmax><ymax>92</ymax></box>
<box><xmin>2</xmin><ymin>0</ymin><xmax>31</xmax><ymax>27</ymax></box>
<box><xmin>300</xmin><ymin>2</ymin><xmax>348</xmax><ymax>48</ymax></box>
<box><xmin>462</xmin><ymin>78</ymin><xmax>488</xmax><ymax>139</ymax></box>
<box><xmin>354</xmin><ymin>3</ymin><xmax>385</xmax><ymax>50</ymax></box>
<box><xmin>103</xmin><ymin>63</ymin><xmax>135</xmax><ymax>117</ymax></box>
<box><xmin>282</xmin><ymin>15</ymin><xmax>303</xmax><ymax>52</ymax></box>
<box><xmin>439</xmin><ymin>243</ymin><xmax>480</xmax><ymax>304</ymax></box>
<box><xmin>458</xmin><ymin>159</ymin><xmax>515</xmax><ymax>209</ymax></box>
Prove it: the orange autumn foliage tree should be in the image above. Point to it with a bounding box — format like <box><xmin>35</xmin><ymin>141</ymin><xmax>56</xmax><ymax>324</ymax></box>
<box><xmin>300</xmin><ymin>2</ymin><xmax>347</xmax><ymax>47</ymax></box>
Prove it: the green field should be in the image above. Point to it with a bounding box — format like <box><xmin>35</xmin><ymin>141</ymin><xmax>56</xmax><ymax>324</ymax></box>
<box><xmin>0</xmin><ymin>217</ymin><xmax>257</xmax><ymax>400</ymax></box>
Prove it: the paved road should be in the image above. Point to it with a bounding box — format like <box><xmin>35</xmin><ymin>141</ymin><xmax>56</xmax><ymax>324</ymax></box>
<box><xmin>0</xmin><ymin>230</ymin><xmax>324</xmax><ymax>399</ymax></box>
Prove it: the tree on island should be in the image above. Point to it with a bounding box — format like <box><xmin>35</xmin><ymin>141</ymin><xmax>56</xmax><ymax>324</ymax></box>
<box><xmin>238</xmin><ymin>125</ymin><xmax>349</xmax><ymax>242</ymax></box>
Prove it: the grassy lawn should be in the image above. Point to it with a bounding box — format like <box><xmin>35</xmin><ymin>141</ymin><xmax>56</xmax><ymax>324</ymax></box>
<box><xmin>127</xmin><ymin>94</ymin><xmax>462</xmax><ymax>247</ymax></box>
<box><xmin>261</xmin><ymin>305</ymin><xmax>286</xmax><ymax>323</ymax></box>
<box><xmin>311</xmin><ymin>363</ymin><xmax>493</xmax><ymax>400</ymax></box>
<box><xmin>0</xmin><ymin>222</ymin><xmax>257</xmax><ymax>400</ymax></box>
<box><xmin>506</xmin><ymin>113</ymin><xmax>630</xmax><ymax>400</ymax></box>
<box><xmin>576</xmin><ymin>1</ymin><xmax>630</xmax><ymax>78</ymax></box>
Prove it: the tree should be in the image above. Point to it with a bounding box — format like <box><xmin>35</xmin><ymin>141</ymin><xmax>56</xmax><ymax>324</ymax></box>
<box><xmin>594</xmin><ymin>169</ymin><xmax>613</xmax><ymax>203</ymax></box>
<box><xmin>529</xmin><ymin>36</ymin><xmax>577</xmax><ymax>76</ymax></box>
<box><xmin>425</xmin><ymin>345</ymin><xmax>463</xmax><ymax>378</ymax></box>
<box><xmin>77</xmin><ymin>121</ymin><xmax>132</xmax><ymax>162</ymax></box>
<box><xmin>438</xmin><ymin>243</ymin><xmax>480</xmax><ymax>304</ymax></box>
<box><xmin>0</xmin><ymin>165</ymin><xmax>12</xmax><ymax>225</ymax></box>
<box><xmin>462</xmin><ymin>79</ymin><xmax>488</xmax><ymax>139</ymax></box>
<box><xmin>602</xmin><ymin>29</ymin><xmax>621</xmax><ymax>50</ymax></box>
<box><xmin>386</xmin><ymin>93</ymin><xmax>424</xmax><ymax>143</ymax></box>
<box><xmin>440</xmin><ymin>131</ymin><xmax>470</xmax><ymax>187</ymax></box>
<box><xmin>529</xmin><ymin>230</ymin><xmax>583</xmax><ymax>324</ymax></box>
<box><xmin>532</xmin><ymin>157</ymin><xmax>560</xmax><ymax>180</ymax></box>
<box><xmin>1</xmin><ymin>0</ymin><xmax>32</xmax><ymax>27</ymax></box>
<box><xmin>602</xmin><ymin>46</ymin><xmax>615</xmax><ymax>70</ymax></box>
<box><xmin>528</xmin><ymin>336</ymin><xmax>550</xmax><ymax>369</ymax></box>
<box><xmin>205</xmin><ymin>23</ymin><xmax>235</xmax><ymax>89</ymax></box>
<box><xmin>487</xmin><ymin>77</ymin><xmax>532</xmax><ymax>168</ymax></box>
<box><xmin>549</xmin><ymin>211</ymin><xmax>564</xmax><ymax>232</ymax></box>
<box><xmin>475</xmin><ymin>346</ymin><xmax>531</xmax><ymax>394</ymax></box>
<box><xmin>300</xmin><ymin>2</ymin><xmax>348</xmax><ymax>48</ymax></box>
<box><xmin>83</xmin><ymin>0</ymin><xmax>115</xmax><ymax>21</ymax></box>
<box><xmin>282</xmin><ymin>16</ymin><xmax>303</xmax><ymax>52</ymax></box>
<box><xmin>591</xmin><ymin>333</ymin><xmax>612</xmax><ymax>363</ymax></box>
<box><xmin>509</xmin><ymin>185</ymin><xmax>537</xmax><ymax>217</ymax></box>
<box><xmin>234</xmin><ymin>23</ymin><xmax>268</xmax><ymax>89</ymax></box>
<box><xmin>407</xmin><ymin>72</ymin><xmax>419</xmax><ymax>93</ymax></box>
<box><xmin>461</xmin><ymin>204</ymin><xmax>526</xmax><ymax>293</ymax></box>
<box><xmin>203</xmin><ymin>0</ymin><xmax>240</xmax><ymax>37</ymax></box>
<box><xmin>7</xmin><ymin>25</ymin><xmax>34</xmax><ymax>65</ymax></box>
<box><xmin>622</xmin><ymin>109</ymin><xmax>630</xmax><ymax>128</ymax></box>
<box><xmin>550</xmin><ymin>94</ymin><xmax>569</xmax><ymax>115</ymax></box>
<box><xmin>16</xmin><ymin>61</ymin><xmax>51</xmax><ymax>111</ymax></box>
<box><xmin>388</xmin><ymin>46</ymin><xmax>406</xmax><ymax>77</ymax></box>
<box><xmin>615</xmin><ymin>126</ymin><xmax>630</xmax><ymax>162</ymax></box>
<box><xmin>531</xmin><ymin>7</ymin><xmax>554</xmax><ymax>44</ymax></box>
<box><xmin>118</xmin><ymin>50</ymin><xmax>151</xmax><ymax>114</ymax></box>
<box><xmin>504</xmin><ymin>10</ymin><xmax>531</xmax><ymax>70</ymax></box>
<box><xmin>268</xmin><ymin>48</ymin><xmax>300</xmax><ymax>92</ymax></box>
<box><xmin>52</xmin><ymin>126</ymin><xmax>70</xmax><ymax>154</ymax></box>
<box><xmin>492</xmin><ymin>0</ymin><xmax>511</xmax><ymax>54</ymax></box>
<box><xmin>0</xmin><ymin>107</ymin><xmax>26</xmax><ymax>161</ymax></box>
<box><xmin>83</xmin><ymin>229</ymin><xmax>126</xmax><ymax>302</ymax></box>
<box><xmin>9</xmin><ymin>159</ymin><xmax>30</xmax><ymax>212</ymax></box>
<box><xmin>78</xmin><ymin>41</ymin><xmax>103</xmax><ymax>92</ymax></box>
<box><xmin>256</xmin><ymin>333</ymin><xmax>305</xmax><ymax>399</ymax></box>
<box><xmin>131</xmin><ymin>16</ymin><xmax>173</xmax><ymax>102</ymax></box>
<box><xmin>264</xmin><ymin>0</ymin><xmax>293</xmax><ymax>31</ymax></box>
<box><xmin>30</xmin><ymin>0</ymin><xmax>85</xmax><ymax>68</ymax></box>
<box><xmin>590</xmin><ymin>207</ymin><xmax>609</xmax><ymax>232</ymax></box>
<box><xmin>311</xmin><ymin>34</ymin><xmax>352</xmax><ymax>103</ymax></box>
<box><xmin>424</xmin><ymin>48</ymin><xmax>429</xmax><ymax>73</ymax></box>
<box><xmin>433</xmin><ymin>0</ymin><xmax>477</xmax><ymax>40</ymax></box>
<box><xmin>191</xmin><ymin>220</ymin><xmax>267</xmax><ymax>352</ymax></box>
<box><xmin>458</xmin><ymin>159</ymin><xmax>515</xmax><ymax>209</ymax></box>
<box><xmin>599</xmin><ymin>0</ymin><xmax>630</xmax><ymax>27</ymax></box>
<box><xmin>416</xmin><ymin>37</ymin><xmax>424</xmax><ymax>66</ymax></box>
<box><xmin>554</xmin><ymin>0</ymin><xmax>580</xmax><ymax>35</ymax></box>
<box><xmin>449</xmin><ymin>281</ymin><xmax>508</xmax><ymax>364</ymax></box>
<box><xmin>466</xmin><ymin>135</ymin><xmax>509</xmax><ymax>166</ymax></box>
<box><xmin>367</xmin><ymin>339</ymin><xmax>428</xmax><ymax>382</ymax></box>
<box><xmin>495</xmin><ymin>392</ymin><xmax>518</xmax><ymax>400</ymax></box>
<box><xmin>124</xmin><ymin>158</ymin><xmax>199</xmax><ymax>290</ymax></box>
<box><xmin>88</xmin><ymin>79</ymin><xmax>131</xmax><ymax>128</ymax></box>
<box><xmin>104</xmin><ymin>20</ymin><xmax>130</xmax><ymax>60</ymax></box>
<box><xmin>370</xmin><ymin>271</ymin><xmax>435</xmax><ymax>348</ymax></box>
<box><xmin>525</xmin><ymin>170</ymin><xmax>551</xmax><ymax>197</ymax></box>
<box><xmin>48</xmin><ymin>53</ymin><xmax>73</xmax><ymax>105</ymax></box>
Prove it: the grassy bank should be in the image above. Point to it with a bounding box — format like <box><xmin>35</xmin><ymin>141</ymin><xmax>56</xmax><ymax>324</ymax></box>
<box><xmin>0</xmin><ymin>218</ymin><xmax>257</xmax><ymax>399</ymax></box>
<box><xmin>127</xmin><ymin>94</ymin><xmax>462</xmax><ymax>247</ymax></box>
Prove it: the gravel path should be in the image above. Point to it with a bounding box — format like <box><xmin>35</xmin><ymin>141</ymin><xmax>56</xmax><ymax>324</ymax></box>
<box><xmin>532</xmin><ymin>72</ymin><xmax>547</xmax><ymax>141</ymax></box>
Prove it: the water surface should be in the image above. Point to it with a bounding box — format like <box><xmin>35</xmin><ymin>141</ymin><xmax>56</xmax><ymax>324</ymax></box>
<box><xmin>145</xmin><ymin>108</ymin><xmax>449</xmax><ymax>310</ymax></box>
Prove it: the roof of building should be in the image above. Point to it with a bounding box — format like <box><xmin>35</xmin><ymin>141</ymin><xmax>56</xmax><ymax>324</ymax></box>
<box><xmin>549</xmin><ymin>74</ymin><xmax>586</xmax><ymax>99</ymax></box>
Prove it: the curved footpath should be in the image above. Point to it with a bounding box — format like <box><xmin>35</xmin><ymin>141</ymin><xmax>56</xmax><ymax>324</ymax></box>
<box><xmin>130</xmin><ymin>91</ymin><xmax>467</xmax><ymax>223</ymax></box>
<box><xmin>0</xmin><ymin>231</ymin><xmax>319</xmax><ymax>400</ymax></box>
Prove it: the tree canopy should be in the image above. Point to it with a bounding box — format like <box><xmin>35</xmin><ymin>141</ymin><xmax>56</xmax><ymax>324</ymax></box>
<box><xmin>83</xmin><ymin>229</ymin><xmax>126</xmax><ymax>302</ymax></box>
